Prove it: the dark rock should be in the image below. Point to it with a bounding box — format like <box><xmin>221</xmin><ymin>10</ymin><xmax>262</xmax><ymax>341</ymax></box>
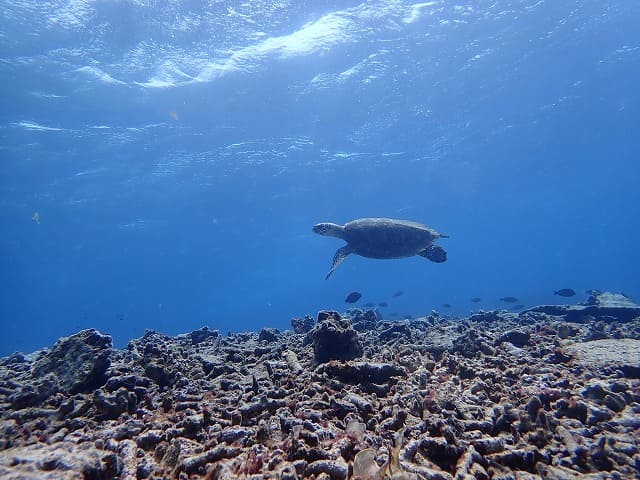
<box><xmin>144</xmin><ymin>362</ymin><xmax>174</xmax><ymax>387</ymax></box>
<box><xmin>104</xmin><ymin>374</ymin><xmax>150</xmax><ymax>392</ymax></box>
<box><xmin>564</xmin><ymin>339</ymin><xmax>640</xmax><ymax>378</ymax></box>
<box><xmin>582</xmin><ymin>383</ymin><xmax>608</xmax><ymax>401</ymax></box>
<box><xmin>189</xmin><ymin>326</ymin><xmax>219</xmax><ymax>345</ymax></box>
<box><xmin>603</xmin><ymin>393</ymin><xmax>626</xmax><ymax>413</ymax></box>
<box><xmin>31</xmin><ymin>329</ymin><xmax>112</xmax><ymax>394</ymax></box>
<box><xmin>310</xmin><ymin>311</ymin><xmax>363</xmax><ymax>363</ymax></box>
<box><xmin>179</xmin><ymin>445</ymin><xmax>242</xmax><ymax>475</ymax></box>
<box><xmin>474</xmin><ymin>437</ymin><xmax>505</xmax><ymax>455</ymax></box>
<box><xmin>136</xmin><ymin>429</ymin><xmax>164</xmax><ymax>450</ymax></box>
<box><xmin>179</xmin><ymin>414</ymin><xmax>204</xmax><ymax>436</ymax></box>
<box><xmin>320</xmin><ymin>361</ymin><xmax>405</xmax><ymax>385</ymax></box>
<box><xmin>496</xmin><ymin>330</ymin><xmax>531</xmax><ymax>348</ymax></box>
<box><xmin>219</xmin><ymin>426</ymin><xmax>254</xmax><ymax>444</ymax></box>
<box><xmin>9</xmin><ymin>385</ymin><xmax>40</xmax><ymax>409</ymax></box>
<box><xmin>468</xmin><ymin>310</ymin><xmax>502</xmax><ymax>323</ymax></box>
<box><xmin>378</xmin><ymin>322</ymin><xmax>411</xmax><ymax>342</ymax></box>
<box><xmin>304</xmin><ymin>459</ymin><xmax>348</xmax><ymax>480</ymax></box>
<box><xmin>452</xmin><ymin>329</ymin><xmax>493</xmax><ymax>357</ymax></box>
<box><xmin>583</xmin><ymin>291</ymin><xmax>637</xmax><ymax>307</ymax></box>
<box><xmin>621</xmin><ymin>365</ymin><xmax>640</xmax><ymax>378</ymax></box>
<box><xmin>416</xmin><ymin>437</ymin><xmax>465</xmax><ymax>471</ymax></box>
<box><xmin>346</xmin><ymin>308</ymin><xmax>382</xmax><ymax>331</ymax></box>
<box><xmin>458</xmin><ymin>363</ymin><xmax>477</xmax><ymax>379</ymax></box>
<box><xmin>258</xmin><ymin>328</ymin><xmax>280</xmax><ymax>343</ymax></box>
<box><xmin>487</xmin><ymin>448</ymin><xmax>541</xmax><ymax>471</ymax></box>
<box><xmin>525</xmin><ymin>291</ymin><xmax>640</xmax><ymax>323</ymax></box>
<box><xmin>555</xmin><ymin>398</ymin><xmax>588</xmax><ymax>424</ymax></box>
<box><xmin>291</xmin><ymin>315</ymin><xmax>315</xmax><ymax>334</ymax></box>
<box><xmin>557</xmin><ymin>323</ymin><xmax>578</xmax><ymax>339</ymax></box>
<box><xmin>94</xmin><ymin>388</ymin><xmax>136</xmax><ymax>419</ymax></box>
<box><xmin>585</xmin><ymin>321</ymin><xmax>608</xmax><ymax>341</ymax></box>
<box><xmin>0</xmin><ymin>352</ymin><xmax>26</xmax><ymax>366</ymax></box>
<box><xmin>0</xmin><ymin>443</ymin><xmax>122</xmax><ymax>479</ymax></box>
<box><xmin>586</xmin><ymin>405</ymin><xmax>614</xmax><ymax>425</ymax></box>
<box><xmin>525</xmin><ymin>396</ymin><xmax>542</xmax><ymax>421</ymax></box>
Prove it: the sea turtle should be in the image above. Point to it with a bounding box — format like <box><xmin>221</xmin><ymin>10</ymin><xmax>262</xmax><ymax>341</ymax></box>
<box><xmin>312</xmin><ymin>217</ymin><xmax>448</xmax><ymax>280</ymax></box>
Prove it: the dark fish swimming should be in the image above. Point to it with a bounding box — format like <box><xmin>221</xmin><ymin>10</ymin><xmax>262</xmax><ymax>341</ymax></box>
<box><xmin>364</xmin><ymin>302</ymin><xmax>375</xmax><ymax>307</ymax></box>
<box><xmin>345</xmin><ymin>291</ymin><xmax>362</xmax><ymax>303</ymax></box>
<box><xmin>378</xmin><ymin>302</ymin><xmax>388</xmax><ymax>307</ymax></box>
<box><xmin>392</xmin><ymin>290</ymin><xmax>404</xmax><ymax>297</ymax></box>
<box><xmin>500</xmin><ymin>296</ymin><xmax>519</xmax><ymax>303</ymax></box>
<box><xmin>554</xmin><ymin>288</ymin><xmax>576</xmax><ymax>297</ymax></box>
<box><xmin>442</xmin><ymin>303</ymin><xmax>452</xmax><ymax>308</ymax></box>
<box><xmin>471</xmin><ymin>297</ymin><xmax>482</xmax><ymax>303</ymax></box>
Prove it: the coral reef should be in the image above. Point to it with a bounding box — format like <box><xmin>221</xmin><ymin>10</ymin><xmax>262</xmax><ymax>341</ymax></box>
<box><xmin>1</xmin><ymin>297</ymin><xmax>639</xmax><ymax>479</ymax></box>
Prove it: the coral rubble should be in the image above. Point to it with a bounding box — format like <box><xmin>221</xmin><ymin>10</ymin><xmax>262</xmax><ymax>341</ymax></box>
<box><xmin>1</xmin><ymin>297</ymin><xmax>639</xmax><ymax>479</ymax></box>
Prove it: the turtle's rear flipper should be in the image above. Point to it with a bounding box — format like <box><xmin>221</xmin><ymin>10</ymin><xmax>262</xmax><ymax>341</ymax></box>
<box><xmin>418</xmin><ymin>245</ymin><xmax>447</xmax><ymax>263</ymax></box>
<box><xmin>325</xmin><ymin>246</ymin><xmax>354</xmax><ymax>280</ymax></box>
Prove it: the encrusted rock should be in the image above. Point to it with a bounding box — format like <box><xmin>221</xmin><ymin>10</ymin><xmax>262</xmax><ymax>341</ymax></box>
<box><xmin>291</xmin><ymin>315</ymin><xmax>315</xmax><ymax>334</ymax></box>
<box><xmin>347</xmin><ymin>308</ymin><xmax>382</xmax><ymax>331</ymax></box>
<box><xmin>310</xmin><ymin>311</ymin><xmax>363</xmax><ymax>363</ymax></box>
<box><xmin>136</xmin><ymin>429</ymin><xmax>164</xmax><ymax>450</ymax></box>
<box><xmin>31</xmin><ymin>329</ymin><xmax>112</xmax><ymax>394</ymax></box>
<box><xmin>0</xmin><ymin>442</ymin><xmax>122</xmax><ymax>479</ymax></box>
<box><xmin>526</xmin><ymin>291</ymin><xmax>640</xmax><ymax>323</ymax></box>
<box><xmin>495</xmin><ymin>329</ymin><xmax>530</xmax><ymax>347</ymax></box>
<box><xmin>258</xmin><ymin>327</ymin><xmax>280</xmax><ymax>343</ymax></box>
<box><xmin>319</xmin><ymin>361</ymin><xmax>405</xmax><ymax>385</ymax></box>
<box><xmin>563</xmin><ymin>339</ymin><xmax>640</xmax><ymax>378</ymax></box>
<box><xmin>2</xmin><ymin>296</ymin><xmax>639</xmax><ymax>480</ymax></box>
<box><xmin>189</xmin><ymin>326</ymin><xmax>219</xmax><ymax>345</ymax></box>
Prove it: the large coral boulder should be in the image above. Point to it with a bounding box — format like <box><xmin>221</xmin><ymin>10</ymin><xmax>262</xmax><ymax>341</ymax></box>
<box><xmin>310</xmin><ymin>311</ymin><xmax>364</xmax><ymax>363</ymax></box>
<box><xmin>564</xmin><ymin>338</ymin><xmax>640</xmax><ymax>378</ymax></box>
<box><xmin>32</xmin><ymin>329</ymin><xmax>112</xmax><ymax>394</ymax></box>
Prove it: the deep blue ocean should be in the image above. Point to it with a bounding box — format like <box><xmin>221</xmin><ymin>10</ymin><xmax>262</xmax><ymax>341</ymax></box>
<box><xmin>1</xmin><ymin>1</ymin><xmax>639</xmax><ymax>357</ymax></box>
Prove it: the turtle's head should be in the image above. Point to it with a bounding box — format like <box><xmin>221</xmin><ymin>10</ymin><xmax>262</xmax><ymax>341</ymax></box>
<box><xmin>312</xmin><ymin>222</ymin><xmax>345</xmax><ymax>239</ymax></box>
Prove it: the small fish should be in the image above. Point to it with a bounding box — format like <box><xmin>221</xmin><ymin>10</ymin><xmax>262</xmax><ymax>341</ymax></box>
<box><xmin>442</xmin><ymin>303</ymin><xmax>452</xmax><ymax>308</ymax></box>
<box><xmin>554</xmin><ymin>288</ymin><xmax>576</xmax><ymax>297</ymax></box>
<box><xmin>471</xmin><ymin>297</ymin><xmax>482</xmax><ymax>303</ymax></box>
<box><xmin>345</xmin><ymin>292</ymin><xmax>362</xmax><ymax>303</ymax></box>
<box><xmin>364</xmin><ymin>302</ymin><xmax>375</xmax><ymax>307</ymax></box>
<box><xmin>392</xmin><ymin>290</ymin><xmax>404</xmax><ymax>297</ymax></box>
<box><xmin>500</xmin><ymin>296</ymin><xmax>519</xmax><ymax>303</ymax></box>
<box><xmin>378</xmin><ymin>302</ymin><xmax>388</xmax><ymax>307</ymax></box>
<box><xmin>32</xmin><ymin>211</ymin><xmax>40</xmax><ymax>224</ymax></box>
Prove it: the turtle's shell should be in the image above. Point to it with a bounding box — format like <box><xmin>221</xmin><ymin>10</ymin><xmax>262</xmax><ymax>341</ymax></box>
<box><xmin>344</xmin><ymin>218</ymin><xmax>442</xmax><ymax>259</ymax></box>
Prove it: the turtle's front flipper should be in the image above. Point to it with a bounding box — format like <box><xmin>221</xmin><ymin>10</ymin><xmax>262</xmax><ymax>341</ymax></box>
<box><xmin>325</xmin><ymin>246</ymin><xmax>354</xmax><ymax>280</ymax></box>
<box><xmin>418</xmin><ymin>245</ymin><xmax>447</xmax><ymax>263</ymax></box>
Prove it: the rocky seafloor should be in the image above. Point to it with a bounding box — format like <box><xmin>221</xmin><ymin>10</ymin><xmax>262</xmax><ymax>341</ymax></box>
<box><xmin>1</xmin><ymin>292</ymin><xmax>640</xmax><ymax>480</ymax></box>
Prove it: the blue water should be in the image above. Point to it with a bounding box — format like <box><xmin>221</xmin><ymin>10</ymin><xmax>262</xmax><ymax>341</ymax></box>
<box><xmin>1</xmin><ymin>1</ymin><xmax>639</xmax><ymax>356</ymax></box>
